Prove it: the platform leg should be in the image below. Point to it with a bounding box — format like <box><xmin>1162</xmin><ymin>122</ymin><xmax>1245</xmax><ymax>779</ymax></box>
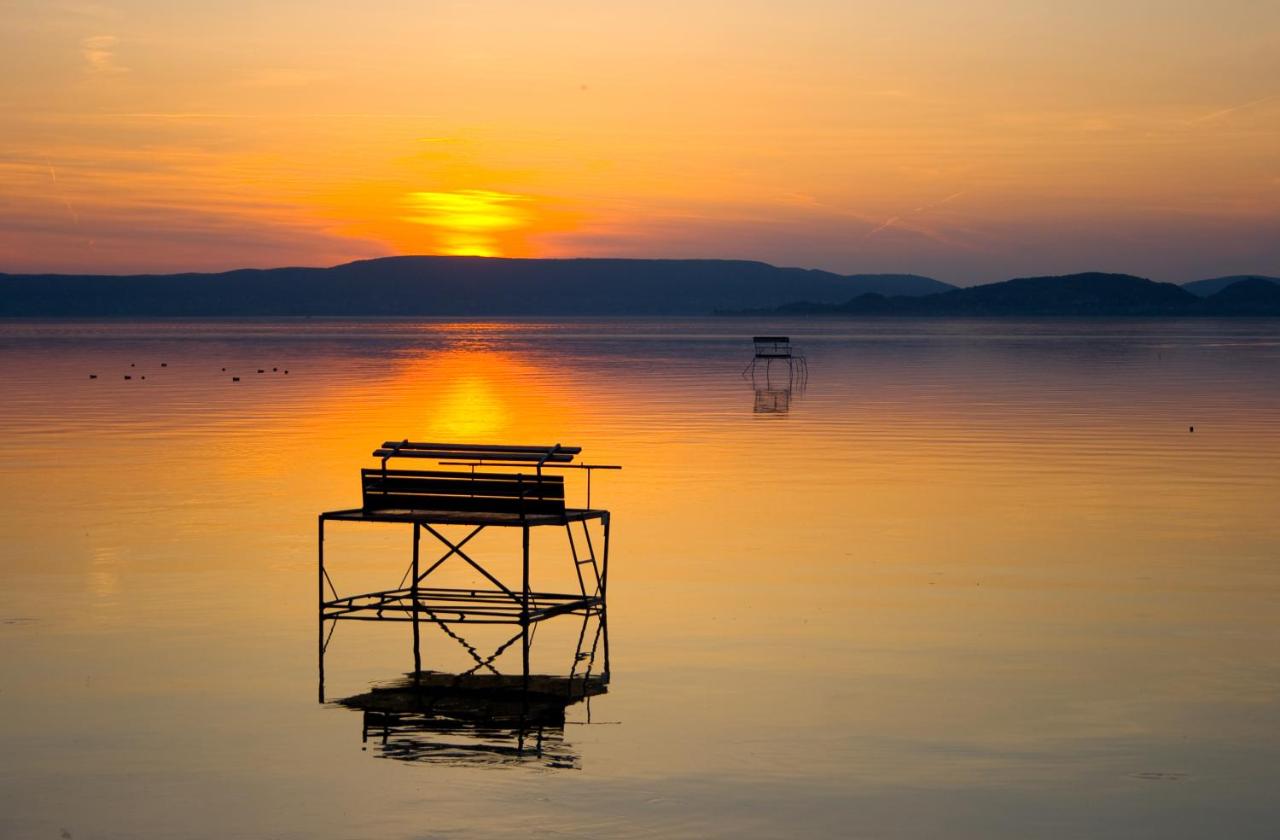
<box><xmin>520</xmin><ymin>612</ymin><xmax>531</xmax><ymax>736</ymax></box>
<box><xmin>521</xmin><ymin>524</ymin><xmax>531</xmax><ymax>624</ymax></box>
<box><xmin>317</xmin><ymin>515</ymin><xmax>325</xmax><ymax>704</ymax></box>
<box><xmin>522</xmin><ymin>524</ymin><xmax>531</xmax><ymax>698</ymax></box>
<box><xmin>601</xmin><ymin>512</ymin><xmax>610</xmax><ymax>600</ymax></box>
<box><xmin>412</xmin><ymin>522</ymin><xmax>421</xmax><ymax>680</ymax></box>
<box><xmin>599</xmin><ymin>512</ymin><xmax>611</xmax><ymax>679</ymax></box>
<box><xmin>602</xmin><ymin>605</ymin><xmax>611</xmax><ymax>680</ymax></box>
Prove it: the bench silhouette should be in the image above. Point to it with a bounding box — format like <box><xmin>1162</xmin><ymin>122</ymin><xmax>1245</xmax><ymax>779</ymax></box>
<box><xmin>357</xmin><ymin>441</ymin><xmax>589</xmax><ymax>521</ymax></box>
<box><xmin>362</xmin><ymin>468</ymin><xmax>566</xmax><ymax>517</ymax></box>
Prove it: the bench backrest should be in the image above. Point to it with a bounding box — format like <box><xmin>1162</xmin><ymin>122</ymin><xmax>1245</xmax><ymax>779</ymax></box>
<box><xmin>361</xmin><ymin>468</ymin><xmax>566</xmax><ymax>516</ymax></box>
<box><xmin>372</xmin><ymin>441</ymin><xmax>580</xmax><ymax>465</ymax></box>
<box><xmin>753</xmin><ymin>336</ymin><xmax>792</xmax><ymax>358</ymax></box>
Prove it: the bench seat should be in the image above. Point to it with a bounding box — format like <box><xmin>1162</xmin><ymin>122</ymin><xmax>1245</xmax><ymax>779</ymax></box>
<box><xmin>321</xmin><ymin>506</ymin><xmax>605</xmax><ymax>527</ymax></box>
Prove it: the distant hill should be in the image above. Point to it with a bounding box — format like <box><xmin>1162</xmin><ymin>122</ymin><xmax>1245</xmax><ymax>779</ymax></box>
<box><xmin>916</xmin><ymin>272</ymin><xmax>1196</xmax><ymax>316</ymax></box>
<box><xmin>1182</xmin><ymin>275</ymin><xmax>1280</xmax><ymax>297</ymax></box>
<box><xmin>1199</xmin><ymin>277</ymin><xmax>1280</xmax><ymax>315</ymax></box>
<box><xmin>0</xmin><ymin>256</ymin><xmax>952</xmax><ymax>317</ymax></box>
<box><xmin>739</xmin><ymin>273</ymin><xmax>1280</xmax><ymax>317</ymax></box>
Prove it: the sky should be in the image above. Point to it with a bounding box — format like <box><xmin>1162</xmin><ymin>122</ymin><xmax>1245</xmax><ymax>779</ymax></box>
<box><xmin>1</xmin><ymin>0</ymin><xmax>1278</xmax><ymax>284</ymax></box>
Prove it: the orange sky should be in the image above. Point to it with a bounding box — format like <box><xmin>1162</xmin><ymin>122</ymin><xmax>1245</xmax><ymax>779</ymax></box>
<box><xmin>2</xmin><ymin>0</ymin><xmax>1277</xmax><ymax>283</ymax></box>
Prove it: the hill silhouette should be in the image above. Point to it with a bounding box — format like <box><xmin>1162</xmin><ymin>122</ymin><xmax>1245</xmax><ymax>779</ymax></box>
<box><xmin>0</xmin><ymin>256</ymin><xmax>950</xmax><ymax>317</ymax></box>
<box><xmin>8</xmin><ymin>260</ymin><xmax>1279</xmax><ymax>317</ymax></box>
<box><xmin>742</xmin><ymin>273</ymin><xmax>1280</xmax><ymax>316</ymax></box>
<box><xmin>1199</xmin><ymin>277</ymin><xmax>1280</xmax><ymax>315</ymax></box>
<box><xmin>1181</xmin><ymin>275</ymin><xmax>1280</xmax><ymax>297</ymax></box>
<box><xmin>919</xmin><ymin>272</ymin><xmax>1195</xmax><ymax>316</ymax></box>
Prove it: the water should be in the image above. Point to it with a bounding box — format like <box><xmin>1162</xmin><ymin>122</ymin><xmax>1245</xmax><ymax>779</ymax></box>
<box><xmin>1</xmin><ymin>318</ymin><xmax>1279</xmax><ymax>839</ymax></box>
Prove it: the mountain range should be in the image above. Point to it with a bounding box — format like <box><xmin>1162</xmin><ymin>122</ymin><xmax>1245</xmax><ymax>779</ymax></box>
<box><xmin>1</xmin><ymin>258</ymin><xmax>1277</xmax><ymax>317</ymax></box>
<box><xmin>750</xmin><ymin>273</ymin><xmax>1280</xmax><ymax>317</ymax></box>
<box><xmin>0</xmin><ymin>257</ymin><xmax>948</xmax><ymax>317</ymax></box>
<box><xmin>1179</xmin><ymin>275</ymin><xmax>1280</xmax><ymax>297</ymax></box>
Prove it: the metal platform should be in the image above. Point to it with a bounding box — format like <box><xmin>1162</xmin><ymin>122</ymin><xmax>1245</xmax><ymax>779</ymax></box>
<box><xmin>317</xmin><ymin>441</ymin><xmax>616</xmax><ymax>707</ymax></box>
<box><xmin>319</xmin><ymin>506</ymin><xmax>606</xmax><ymax>528</ymax></box>
<box><xmin>321</xmin><ymin>585</ymin><xmax>602</xmax><ymax>625</ymax></box>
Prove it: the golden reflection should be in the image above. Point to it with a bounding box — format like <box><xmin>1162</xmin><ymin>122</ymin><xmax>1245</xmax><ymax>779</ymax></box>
<box><xmin>89</xmin><ymin>547</ymin><xmax>122</xmax><ymax>601</ymax></box>
<box><xmin>431</xmin><ymin>375</ymin><xmax>507</xmax><ymax>439</ymax></box>
<box><xmin>401</xmin><ymin>190</ymin><xmax>530</xmax><ymax>257</ymax></box>
<box><xmin>211</xmin><ymin>345</ymin><xmax>608</xmax><ymax>493</ymax></box>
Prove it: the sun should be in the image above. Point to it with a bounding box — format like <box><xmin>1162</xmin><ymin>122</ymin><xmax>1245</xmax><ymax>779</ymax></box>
<box><xmin>401</xmin><ymin>189</ymin><xmax>531</xmax><ymax>257</ymax></box>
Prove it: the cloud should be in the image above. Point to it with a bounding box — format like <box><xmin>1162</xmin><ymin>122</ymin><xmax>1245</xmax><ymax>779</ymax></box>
<box><xmin>1189</xmin><ymin>93</ymin><xmax>1276</xmax><ymax>125</ymax></box>
<box><xmin>0</xmin><ymin>193</ymin><xmax>387</xmax><ymax>274</ymax></box>
<box><xmin>82</xmin><ymin>34</ymin><xmax>126</xmax><ymax>75</ymax></box>
<box><xmin>866</xmin><ymin>191</ymin><xmax>965</xmax><ymax>238</ymax></box>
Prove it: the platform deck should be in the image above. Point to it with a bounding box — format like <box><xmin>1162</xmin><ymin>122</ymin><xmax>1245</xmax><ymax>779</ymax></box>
<box><xmin>319</xmin><ymin>507</ymin><xmax>606</xmax><ymax>528</ymax></box>
<box><xmin>323</xmin><ymin>585</ymin><xmax>602</xmax><ymax>624</ymax></box>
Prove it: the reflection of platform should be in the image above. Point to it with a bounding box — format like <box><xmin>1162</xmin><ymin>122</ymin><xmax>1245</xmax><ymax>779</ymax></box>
<box><xmin>754</xmin><ymin>388</ymin><xmax>791</xmax><ymax>414</ymax></box>
<box><xmin>339</xmin><ymin>671</ymin><xmax>608</xmax><ymax>766</ymax></box>
<box><xmin>750</xmin><ymin>363</ymin><xmax>806</xmax><ymax>415</ymax></box>
<box><xmin>325</xmin><ymin>605</ymin><xmax>609</xmax><ymax>768</ymax></box>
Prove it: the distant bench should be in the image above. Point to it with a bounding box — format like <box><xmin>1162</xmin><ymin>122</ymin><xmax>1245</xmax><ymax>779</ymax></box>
<box><xmin>753</xmin><ymin>336</ymin><xmax>794</xmax><ymax>358</ymax></box>
<box><xmin>744</xmin><ymin>335</ymin><xmax>807</xmax><ymax>381</ymax></box>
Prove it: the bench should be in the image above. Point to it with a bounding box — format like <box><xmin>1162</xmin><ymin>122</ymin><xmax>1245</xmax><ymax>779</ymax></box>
<box><xmin>371</xmin><ymin>441</ymin><xmax>581</xmax><ymax>465</ymax></box>
<box><xmin>362</xmin><ymin>468</ymin><xmax>566</xmax><ymax>517</ymax></box>
<box><xmin>361</xmin><ymin>442</ymin><xmax>584</xmax><ymax>519</ymax></box>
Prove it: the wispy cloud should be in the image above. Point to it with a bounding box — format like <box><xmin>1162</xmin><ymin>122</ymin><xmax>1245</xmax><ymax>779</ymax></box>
<box><xmin>866</xmin><ymin>191</ymin><xmax>965</xmax><ymax>238</ymax></box>
<box><xmin>44</xmin><ymin>158</ymin><xmax>81</xmax><ymax>226</ymax></box>
<box><xmin>81</xmin><ymin>34</ymin><xmax>126</xmax><ymax>75</ymax></box>
<box><xmin>1189</xmin><ymin>93</ymin><xmax>1276</xmax><ymax>125</ymax></box>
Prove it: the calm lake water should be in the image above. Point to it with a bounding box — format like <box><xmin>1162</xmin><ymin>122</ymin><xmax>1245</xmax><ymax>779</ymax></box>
<box><xmin>2</xmin><ymin>318</ymin><xmax>1279</xmax><ymax>839</ymax></box>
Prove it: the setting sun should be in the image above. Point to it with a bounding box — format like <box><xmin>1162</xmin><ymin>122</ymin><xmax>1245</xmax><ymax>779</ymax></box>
<box><xmin>401</xmin><ymin>189</ymin><xmax>532</xmax><ymax>257</ymax></box>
